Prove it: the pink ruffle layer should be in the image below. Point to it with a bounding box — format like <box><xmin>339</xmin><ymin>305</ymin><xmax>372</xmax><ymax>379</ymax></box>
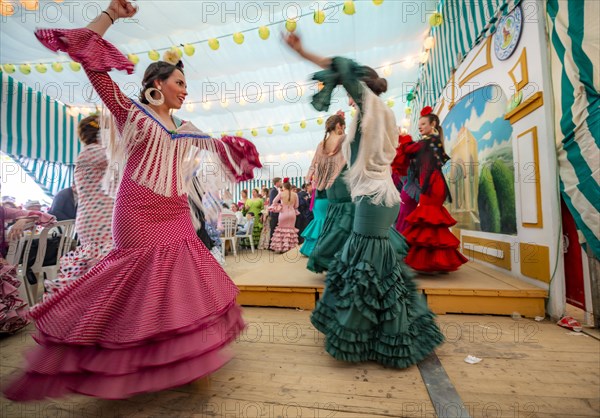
<box><xmin>270</xmin><ymin>227</ymin><xmax>299</xmax><ymax>253</ymax></box>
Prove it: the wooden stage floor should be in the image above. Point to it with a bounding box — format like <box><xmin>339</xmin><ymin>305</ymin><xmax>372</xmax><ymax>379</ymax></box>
<box><xmin>2</xmin><ymin>308</ymin><xmax>598</xmax><ymax>417</ymax></box>
<box><xmin>225</xmin><ymin>248</ymin><xmax>548</xmax><ymax>318</ymax></box>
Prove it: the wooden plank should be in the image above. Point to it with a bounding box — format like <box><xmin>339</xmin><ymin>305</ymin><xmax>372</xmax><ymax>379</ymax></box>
<box><xmin>427</xmin><ymin>294</ymin><xmax>545</xmax><ymax>317</ymax></box>
<box><xmin>237</xmin><ymin>290</ymin><xmax>316</xmax><ymax>309</ymax></box>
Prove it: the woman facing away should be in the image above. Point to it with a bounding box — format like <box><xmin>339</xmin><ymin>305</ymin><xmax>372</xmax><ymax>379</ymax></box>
<box><xmin>300</xmin><ymin>113</ymin><xmax>345</xmax><ymax>259</ymax></box>
<box><xmin>269</xmin><ymin>181</ymin><xmax>299</xmax><ymax>253</ymax></box>
<box><xmin>401</xmin><ymin>107</ymin><xmax>468</xmax><ymax>273</ymax></box>
<box><xmin>4</xmin><ymin>0</ymin><xmax>261</xmax><ymax>401</ymax></box>
<box><xmin>284</xmin><ymin>33</ymin><xmax>443</xmax><ymax>368</ymax></box>
<box><xmin>45</xmin><ymin>114</ymin><xmax>115</xmax><ymax>295</ymax></box>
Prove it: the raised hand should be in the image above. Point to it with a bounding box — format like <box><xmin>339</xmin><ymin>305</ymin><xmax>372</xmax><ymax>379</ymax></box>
<box><xmin>283</xmin><ymin>33</ymin><xmax>303</xmax><ymax>53</ymax></box>
<box><xmin>107</xmin><ymin>0</ymin><xmax>138</xmax><ymax>20</ymax></box>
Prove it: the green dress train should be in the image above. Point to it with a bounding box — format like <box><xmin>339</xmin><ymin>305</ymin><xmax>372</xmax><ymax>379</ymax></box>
<box><xmin>310</xmin><ymin>57</ymin><xmax>444</xmax><ymax>368</ymax></box>
<box><xmin>306</xmin><ymin>176</ymin><xmax>355</xmax><ymax>272</ymax></box>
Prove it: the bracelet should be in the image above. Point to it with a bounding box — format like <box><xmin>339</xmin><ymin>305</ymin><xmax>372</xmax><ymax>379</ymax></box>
<box><xmin>102</xmin><ymin>10</ymin><xmax>115</xmax><ymax>24</ymax></box>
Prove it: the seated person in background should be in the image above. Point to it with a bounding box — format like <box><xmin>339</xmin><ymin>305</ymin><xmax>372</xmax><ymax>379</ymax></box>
<box><xmin>48</xmin><ymin>185</ymin><xmax>78</xmax><ymax>221</ymax></box>
<box><xmin>24</xmin><ymin>200</ymin><xmax>43</xmax><ymax>212</ymax></box>
<box><xmin>221</xmin><ymin>203</ymin><xmax>234</xmax><ymax>216</ymax></box>
<box><xmin>236</xmin><ymin>213</ymin><xmax>255</xmax><ymax>235</ymax></box>
<box><xmin>231</xmin><ymin>204</ymin><xmax>246</xmax><ymax>226</ymax></box>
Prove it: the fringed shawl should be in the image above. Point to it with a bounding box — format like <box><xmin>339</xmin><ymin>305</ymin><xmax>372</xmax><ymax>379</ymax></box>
<box><xmin>306</xmin><ymin>137</ymin><xmax>346</xmax><ymax>191</ymax></box>
<box><xmin>101</xmin><ymin>102</ymin><xmax>261</xmax><ymax>221</ymax></box>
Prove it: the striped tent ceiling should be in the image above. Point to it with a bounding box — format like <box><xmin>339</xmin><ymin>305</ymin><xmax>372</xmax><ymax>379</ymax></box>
<box><xmin>1</xmin><ymin>0</ymin><xmax>437</xmax><ymax>168</ymax></box>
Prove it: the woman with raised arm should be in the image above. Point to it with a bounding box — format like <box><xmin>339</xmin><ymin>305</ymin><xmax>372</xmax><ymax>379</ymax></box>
<box><xmin>4</xmin><ymin>0</ymin><xmax>261</xmax><ymax>401</ymax></box>
<box><xmin>284</xmin><ymin>34</ymin><xmax>443</xmax><ymax>368</ymax></box>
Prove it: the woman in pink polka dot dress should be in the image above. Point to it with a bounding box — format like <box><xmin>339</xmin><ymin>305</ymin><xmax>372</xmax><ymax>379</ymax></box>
<box><xmin>4</xmin><ymin>1</ymin><xmax>261</xmax><ymax>401</ymax></box>
<box><xmin>45</xmin><ymin>115</ymin><xmax>115</xmax><ymax>296</ymax></box>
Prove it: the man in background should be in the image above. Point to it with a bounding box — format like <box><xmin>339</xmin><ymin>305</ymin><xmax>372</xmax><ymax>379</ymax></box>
<box><xmin>48</xmin><ymin>185</ymin><xmax>77</xmax><ymax>221</ymax></box>
<box><xmin>295</xmin><ymin>183</ymin><xmax>313</xmax><ymax>244</ymax></box>
<box><xmin>268</xmin><ymin>177</ymin><xmax>282</xmax><ymax>244</ymax></box>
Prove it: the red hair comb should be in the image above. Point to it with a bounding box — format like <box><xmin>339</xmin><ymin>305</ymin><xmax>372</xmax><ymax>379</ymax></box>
<box><xmin>420</xmin><ymin>106</ymin><xmax>433</xmax><ymax>117</ymax></box>
<box><xmin>283</xmin><ymin>177</ymin><xmax>290</xmax><ymax>183</ymax></box>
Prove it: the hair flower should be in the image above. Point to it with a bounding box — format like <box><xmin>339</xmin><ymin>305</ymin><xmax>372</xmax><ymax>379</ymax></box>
<box><xmin>420</xmin><ymin>106</ymin><xmax>433</xmax><ymax>117</ymax></box>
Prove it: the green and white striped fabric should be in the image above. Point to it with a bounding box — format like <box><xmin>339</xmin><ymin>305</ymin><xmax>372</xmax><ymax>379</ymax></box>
<box><xmin>411</xmin><ymin>0</ymin><xmax>521</xmax><ymax>126</ymax></box>
<box><xmin>15</xmin><ymin>155</ymin><xmax>74</xmax><ymax>197</ymax></box>
<box><xmin>547</xmin><ymin>0</ymin><xmax>600</xmax><ymax>258</ymax></box>
<box><xmin>1</xmin><ymin>72</ymin><xmax>82</xmax><ymax>196</ymax></box>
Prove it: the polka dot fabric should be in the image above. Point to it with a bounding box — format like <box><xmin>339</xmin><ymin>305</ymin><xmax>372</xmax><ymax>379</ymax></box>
<box><xmin>4</xmin><ymin>28</ymin><xmax>246</xmax><ymax>401</ymax></box>
<box><xmin>45</xmin><ymin>144</ymin><xmax>114</xmax><ymax>295</ymax></box>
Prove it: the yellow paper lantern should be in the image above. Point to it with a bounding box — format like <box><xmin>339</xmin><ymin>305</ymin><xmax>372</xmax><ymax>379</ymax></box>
<box><xmin>316</xmin><ymin>117</ymin><xmax>324</xmax><ymax>125</ymax></box>
<box><xmin>208</xmin><ymin>38</ymin><xmax>220</xmax><ymax>51</ymax></box>
<box><xmin>20</xmin><ymin>0</ymin><xmax>38</xmax><ymax>11</ymax></box>
<box><xmin>233</xmin><ymin>32</ymin><xmax>244</xmax><ymax>45</ymax></box>
<box><xmin>183</xmin><ymin>44</ymin><xmax>195</xmax><ymax>56</ymax></box>
<box><xmin>258</xmin><ymin>26</ymin><xmax>270</xmax><ymax>40</ymax></box>
<box><xmin>382</xmin><ymin>65</ymin><xmax>392</xmax><ymax>77</ymax></box>
<box><xmin>69</xmin><ymin>62</ymin><xmax>81</xmax><ymax>72</ymax></box>
<box><xmin>373</xmin><ymin>0</ymin><xmax>384</xmax><ymax>5</ymax></box>
<box><xmin>424</xmin><ymin>36</ymin><xmax>435</xmax><ymax>50</ymax></box>
<box><xmin>429</xmin><ymin>12</ymin><xmax>443</xmax><ymax>27</ymax></box>
<box><xmin>404</xmin><ymin>107</ymin><xmax>412</xmax><ymax>115</ymax></box>
<box><xmin>313</xmin><ymin>10</ymin><xmax>325</xmax><ymax>24</ymax></box>
<box><xmin>283</xmin><ymin>124</ymin><xmax>290</xmax><ymax>132</ymax></box>
<box><xmin>19</xmin><ymin>64</ymin><xmax>31</xmax><ymax>75</ymax></box>
<box><xmin>127</xmin><ymin>54</ymin><xmax>139</xmax><ymax>65</ymax></box>
<box><xmin>267</xmin><ymin>126</ymin><xmax>274</xmax><ymax>134</ymax></box>
<box><xmin>3</xmin><ymin>64</ymin><xmax>15</xmax><ymax>73</ymax></box>
<box><xmin>171</xmin><ymin>47</ymin><xmax>183</xmax><ymax>58</ymax></box>
<box><xmin>236</xmin><ymin>130</ymin><xmax>243</xmax><ymax>137</ymax></box>
<box><xmin>35</xmin><ymin>63</ymin><xmax>47</xmax><ymax>73</ymax></box>
<box><xmin>386</xmin><ymin>98</ymin><xmax>395</xmax><ymax>108</ymax></box>
<box><xmin>343</xmin><ymin>1</ymin><xmax>356</xmax><ymax>15</ymax></box>
<box><xmin>221</xmin><ymin>132</ymin><xmax>228</xmax><ymax>137</ymax></box>
<box><xmin>148</xmin><ymin>50</ymin><xmax>160</xmax><ymax>61</ymax></box>
<box><xmin>285</xmin><ymin>20</ymin><xmax>297</xmax><ymax>33</ymax></box>
<box><xmin>251</xmin><ymin>129</ymin><xmax>258</xmax><ymax>137</ymax></box>
<box><xmin>1</xmin><ymin>0</ymin><xmax>15</xmax><ymax>16</ymax></box>
<box><xmin>300</xmin><ymin>120</ymin><xmax>307</xmax><ymax>129</ymax></box>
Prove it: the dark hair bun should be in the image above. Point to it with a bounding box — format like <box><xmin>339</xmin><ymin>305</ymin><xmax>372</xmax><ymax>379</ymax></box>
<box><xmin>373</xmin><ymin>78</ymin><xmax>388</xmax><ymax>95</ymax></box>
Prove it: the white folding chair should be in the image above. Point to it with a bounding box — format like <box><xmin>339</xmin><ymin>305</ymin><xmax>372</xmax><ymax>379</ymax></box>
<box><xmin>6</xmin><ymin>221</ymin><xmax>36</xmax><ymax>305</ymax></box>
<box><xmin>31</xmin><ymin>220</ymin><xmax>77</xmax><ymax>285</ymax></box>
<box><xmin>220</xmin><ymin>215</ymin><xmax>238</xmax><ymax>257</ymax></box>
<box><xmin>236</xmin><ymin>219</ymin><xmax>255</xmax><ymax>253</ymax></box>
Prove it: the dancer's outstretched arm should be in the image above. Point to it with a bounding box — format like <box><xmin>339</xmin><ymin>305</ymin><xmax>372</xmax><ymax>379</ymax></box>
<box><xmin>283</xmin><ymin>33</ymin><xmax>331</xmax><ymax>69</ymax></box>
<box><xmin>87</xmin><ymin>0</ymin><xmax>136</xmax><ymax>37</ymax></box>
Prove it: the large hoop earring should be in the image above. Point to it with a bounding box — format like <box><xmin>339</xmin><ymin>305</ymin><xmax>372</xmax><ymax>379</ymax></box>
<box><xmin>432</xmin><ymin>127</ymin><xmax>439</xmax><ymax>136</ymax></box>
<box><xmin>144</xmin><ymin>87</ymin><xmax>164</xmax><ymax>106</ymax></box>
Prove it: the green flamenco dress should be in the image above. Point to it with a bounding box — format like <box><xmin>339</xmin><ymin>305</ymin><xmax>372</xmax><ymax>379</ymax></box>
<box><xmin>306</xmin><ymin>176</ymin><xmax>355</xmax><ymax>272</ymax></box>
<box><xmin>310</xmin><ymin>57</ymin><xmax>444</xmax><ymax>368</ymax></box>
<box><xmin>300</xmin><ymin>190</ymin><xmax>329</xmax><ymax>257</ymax></box>
<box><xmin>242</xmin><ymin>197</ymin><xmax>263</xmax><ymax>247</ymax></box>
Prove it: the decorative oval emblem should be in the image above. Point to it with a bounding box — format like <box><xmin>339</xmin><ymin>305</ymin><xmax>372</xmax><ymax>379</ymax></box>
<box><xmin>494</xmin><ymin>5</ymin><xmax>523</xmax><ymax>61</ymax></box>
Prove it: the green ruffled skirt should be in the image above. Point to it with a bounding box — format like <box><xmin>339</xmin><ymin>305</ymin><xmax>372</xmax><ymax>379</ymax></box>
<box><xmin>311</xmin><ymin>197</ymin><xmax>444</xmax><ymax>368</ymax></box>
<box><xmin>307</xmin><ymin>177</ymin><xmax>355</xmax><ymax>273</ymax></box>
<box><xmin>300</xmin><ymin>191</ymin><xmax>329</xmax><ymax>257</ymax></box>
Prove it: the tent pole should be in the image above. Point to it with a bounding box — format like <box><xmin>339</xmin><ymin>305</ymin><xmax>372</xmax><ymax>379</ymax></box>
<box><xmin>586</xmin><ymin>245</ymin><xmax>600</xmax><ymax>328</ymax></box>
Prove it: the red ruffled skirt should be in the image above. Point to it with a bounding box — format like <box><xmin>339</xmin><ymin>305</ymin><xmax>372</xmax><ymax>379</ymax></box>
<box><xmin>403</xmin><ymin>172</ymin><xmax>468</xmax><ymax>272</ymax></box>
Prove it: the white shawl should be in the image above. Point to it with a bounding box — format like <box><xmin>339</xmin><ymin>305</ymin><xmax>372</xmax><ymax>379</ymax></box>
<box><xmin>342</xmin><ymin>84</ymin><xmax>400</xmax><ymax>207</ymax></box>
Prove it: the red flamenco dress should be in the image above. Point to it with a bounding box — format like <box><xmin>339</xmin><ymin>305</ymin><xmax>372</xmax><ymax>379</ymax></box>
<box><xmin>401</xmin><ymin>134</ymin><xmax>468</xmax><ymax>272</ymax></box>
<box><xmin>3</xmin><ymin>28</ymin><xmax>262</xmax><ymax>401</ymax></box>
